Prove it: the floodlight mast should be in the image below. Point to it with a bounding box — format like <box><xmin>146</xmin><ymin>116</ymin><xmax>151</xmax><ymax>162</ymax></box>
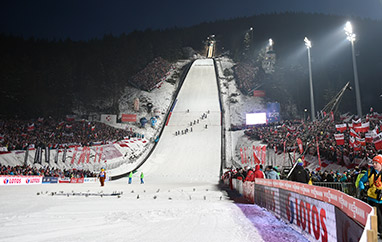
<box><xmin>304</xmin><ymin>37</ymin><xmax>315</xmax><ymax>121</ymax></box>
<box><xmin>345</xmin><ymin>21</ymin><xmax>362</xmax><ymax>118</ymax></box>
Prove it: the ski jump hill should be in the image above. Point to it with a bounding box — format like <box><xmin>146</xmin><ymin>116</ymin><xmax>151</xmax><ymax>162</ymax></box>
<box><xmin>139</xmin><ymin>58</ymin><xmax>223</xmax><ymax>184</ymax></box>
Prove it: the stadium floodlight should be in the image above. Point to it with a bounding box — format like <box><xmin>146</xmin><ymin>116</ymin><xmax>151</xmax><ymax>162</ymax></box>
<box><xmin>345</xmin><ymin>21</ymin><xmax>362</xmax><ymax>117</ymax></box>
<box><xmin>344</xmin><ymin>21</ymin><xmax>356</xmax><ymax>42</ymax></box>
<box><xmin>304</xmin><ymin>37</ymin><xmax>315</xmax><ymax>121</ymax></box>
<box><xmin>304</xmin><ymin>37</ymin><xmax>311</xmax><ymax>49</ymax></box>
<box><xmin>269</xmin><ymin>38</ymin><xmax>273</xmax><ymax>47</ymax></box>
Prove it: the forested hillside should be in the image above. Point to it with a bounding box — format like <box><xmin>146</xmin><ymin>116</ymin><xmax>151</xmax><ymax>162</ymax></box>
<box><xmin>1</xmin><ymin>12</ymin><xmax>381</xmax><ymax>119</ymax></box>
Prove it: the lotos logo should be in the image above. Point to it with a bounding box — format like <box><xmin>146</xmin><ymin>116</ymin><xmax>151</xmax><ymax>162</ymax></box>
<box><xmin>286</xmin><ymin>194</ymin><xmax>328</xmax><ymax>242</ymax></box>
<box><xmin>4</xmin><ymin>179</ymin><xmax>9</xmax><ymax>184</ymax></box>
<box><xmin>26</xmin><ymin>178</ymin><xmax>30</xmax><ymax>184</ymax></box>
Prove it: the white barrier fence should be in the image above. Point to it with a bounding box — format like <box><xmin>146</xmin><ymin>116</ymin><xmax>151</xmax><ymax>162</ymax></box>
<box><xmin>224</xmin><ymin>177</ymin><xmax>377</xmax><ymax>242</ymax></box>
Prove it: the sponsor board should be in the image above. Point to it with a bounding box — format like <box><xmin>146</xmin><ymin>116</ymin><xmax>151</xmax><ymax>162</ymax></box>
<box><xmin>70</xmin><ymin>178</ymin><xmax>84</xmax><ymax>183</ymax></box>
<box><xmin>59</xmin><ymin>177</ymin><xmax>71</xmax><ymax>183</ymax></box>
<box><xmin>84</xmin><ymin>178</ymin><xmax>98</xmax><ymax>183</ymax></box>
<box><xmin>121</xmin><ymin>114</ymin><xmax>137</xmax><ymax>123</ymax></box>
<box><xmin>42</xmin><ymin>177</ymin><xmax>59</xmax><ymax>184</ymax></box>
<box><xmin>256</xmin><ymin>178</ymin><xmax>372</xmax><ymax>226</ymax></box>
<box><xmin>0</xmin><ymin>175</ymin><xmax>42</xmax><ymax>185</ymax></box>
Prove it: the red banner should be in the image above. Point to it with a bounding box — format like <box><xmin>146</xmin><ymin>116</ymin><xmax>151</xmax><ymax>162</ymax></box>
<box><xmin>253</xmin><ymin>90</ymin><xmax>265</xmax><ymax>97</ymax></box>
<box><xmin>121</xmin><ymin>114</ymin><xmax>137</xmax><ymax>123</ymax></box>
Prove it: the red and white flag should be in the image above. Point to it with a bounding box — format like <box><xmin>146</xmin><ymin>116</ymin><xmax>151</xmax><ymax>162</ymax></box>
<box><xmin>365</xmin><ymin>132</ymin><xmax>373</xmax><ymax>143</ymax></box>
<box><xmin>334</xmin><ymin>133</ymin><xmax>345</xmax><ymax>145</ymax></box>
<box><xmin>27</xmin><ymin>123</ymin><xmax>35</xmax><ymax>132</ymax></box>
<box><xmin>335</xmin><ymin>124</ymin><xmax>347</xmax><ymax>132</ymax></box>
<box><xmin>354</xmin><ymin>122</ymin><xmax>369</xmax><ymax>133</ymax></box>
<box><xmin>350</xmin><ymin>128</ymin><xmax>360</xmax><ymax>138</ymax></box>
<box><xmin>356</xmin><ymin>137</ymin><xmax>366</xmax><ymax>146</ymax></box>
<box><xmin>65</xmin><ymin>124</ymin><xmax>73</xmax><ymax>129</ymax></box>
<box><xmin>374</xmin><ymin>133</ymin><xmax>382</xmax><ymax>151</ymax></box>
<box><xmin>352</xmin><ymin>118</ymin><xmax>362</xmax><ymax>127</ymax></box>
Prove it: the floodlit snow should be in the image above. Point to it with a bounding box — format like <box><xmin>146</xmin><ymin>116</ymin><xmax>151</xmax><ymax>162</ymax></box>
<box><xmin>0</xmin><ymin>58</ymin><xmax>308</xmax><ymax>242</ymax></box>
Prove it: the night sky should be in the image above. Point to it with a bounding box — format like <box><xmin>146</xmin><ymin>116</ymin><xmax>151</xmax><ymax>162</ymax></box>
<box><xmin>1</xmin><ymin>0</ymin><xmax>382</xmax><ymax>40</ymax></box>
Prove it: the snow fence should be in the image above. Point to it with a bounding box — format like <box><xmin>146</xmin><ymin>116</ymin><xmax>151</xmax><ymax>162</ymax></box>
<box><xmin>223</xmin><ymin>177</ymin><xmax>377</xmax><ymax>242</ymax></box>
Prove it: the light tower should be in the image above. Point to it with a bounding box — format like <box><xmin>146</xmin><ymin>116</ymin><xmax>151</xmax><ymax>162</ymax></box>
<box><xmin>345</xmin><ymin>21</ymin><xmax>362</xmax><ymax>118</ymax></box>
<box><xmin>304</xmin><ymin>37</ymin><xmax>315</xmax><ymax>121</ymax></box>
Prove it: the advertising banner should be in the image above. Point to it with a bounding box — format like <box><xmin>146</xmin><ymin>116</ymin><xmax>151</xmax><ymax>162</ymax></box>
<box><xmin>59</xmin><ymin>177</ymin><xmax>71</xmax><ymax>183</ymax></box>
<box><xmin>121</xmin><ymin>114</ymin><xmax>137</xmax><ymax>123</ymax></box>
<box><xmin>100</xmin><ymin>114</ymin><xmax>117</xmax><ymax>124</ymax></box>
<box><xmin>84</xmin><ymin>177</ymin><xmax>98</xmax><ymax>183</ymax></box>
<box><xmin>243</xmin><ymin>181</ymin><xmax>255</xmax><ymax>203</ymax></box>
<box><xmin>42</xmin><ymin>177</ymin><xmax>59</xmax><ymax>184</ymax></box>
<box><xmin>70</xmin><ymin>178</ymin><xmax>84</xmax><ymax>183</ymax></box>
<box><xmin>0</xmin><ymin>175</ymin><xmax>42</xmax><ymax>185</ymax></box>
<box><xmin>266</xmin><ymin>102</ymin><xmax>280</xmax><ymax>123</ymax></box>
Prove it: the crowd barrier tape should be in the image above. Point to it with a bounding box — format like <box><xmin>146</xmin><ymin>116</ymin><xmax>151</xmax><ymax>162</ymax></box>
<box><xmin>42</xmin><ymin>177</ymin><xmax>59</xmax><ymax>184</ymax></box>
<box><xmin>0</xmin><ymin>175</ymin><xmax>42</xmax><ymax>185</ymax></box>
<box><xmin>224</xmin><ymin>177</ymin><xmax>375</xmax><ymax>242</ymax></box>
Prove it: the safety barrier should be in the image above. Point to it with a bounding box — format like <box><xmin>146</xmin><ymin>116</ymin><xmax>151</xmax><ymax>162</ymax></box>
<box><xmin>313</xmin><ymin>182</ymin><xmax>357</xmax><ymax>197</ymax></box>
<box><xmin>224</xmin><ymin>177</ymin><xmax>377</xmax><ymax>242</ymax></box>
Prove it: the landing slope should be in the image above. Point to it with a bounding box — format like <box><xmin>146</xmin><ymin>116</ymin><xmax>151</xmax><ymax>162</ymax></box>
<box><xmin>141</xmin><ymin>58</ymin><xmax>221</xmax><ymax>184</ymax></box>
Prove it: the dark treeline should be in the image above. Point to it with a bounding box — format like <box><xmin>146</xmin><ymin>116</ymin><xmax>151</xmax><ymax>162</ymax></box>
<box><xmin>1</xmin><ymin>12</ymin><xmax>381</xmax><ymax>119</ymax></box>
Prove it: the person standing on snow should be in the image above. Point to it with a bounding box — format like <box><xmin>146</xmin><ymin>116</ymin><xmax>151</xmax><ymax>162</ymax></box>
<box><xmin>140</xmin><ymin>172</ymin><xmax>144</xmax><ymax>184</ymax></box>
<box><xmin>128</xmin><ymin>171</ymin><xmax>133</xmax><ymax>184</ymax></box>
<box><xmin>99</xmin><ymin>168</ymin><xmax>106</xmax><ymax>186</ymax></box>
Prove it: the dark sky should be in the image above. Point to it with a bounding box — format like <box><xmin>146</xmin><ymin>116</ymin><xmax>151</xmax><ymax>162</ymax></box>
<box><xmin>1</xmin><ymin>0</ymin><xmax>382</xmax><ymax>40</ymax></box>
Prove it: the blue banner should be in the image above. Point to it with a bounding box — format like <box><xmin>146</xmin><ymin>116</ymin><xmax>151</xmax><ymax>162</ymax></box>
<box><xmin>266</xmin><ymin>102</ymin><xmax>280</xmax><ymax>123</ymax></box>
<box><xmin>42</xmin><ymin>177</ymin><xmax>59</xmax><ymax>184</ymax></box>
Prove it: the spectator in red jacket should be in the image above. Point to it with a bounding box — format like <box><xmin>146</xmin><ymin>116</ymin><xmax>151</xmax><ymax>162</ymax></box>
<box><xmin>254</xmin><ymin>165</ymin><xmax>265</xmax><ymax>179</ymax></box>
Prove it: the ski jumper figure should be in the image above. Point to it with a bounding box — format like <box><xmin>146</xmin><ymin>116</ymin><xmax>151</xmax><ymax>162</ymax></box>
<box><xmin>128</xmin><ymin>171</ymin><xmax>133</xmax><ymax>184</ymax></box>
<box><xmin>140</xmin><ymin>172</ymin><xmax>144</xmax><ymax>184</ymax></box>
<box><xmin>99</xmin><ymin>168</ymin><xmax>106</xmax><ymax>186</ymax></box>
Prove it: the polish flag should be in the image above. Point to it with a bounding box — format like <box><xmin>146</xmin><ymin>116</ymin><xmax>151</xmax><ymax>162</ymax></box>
<box><xmin>27</xmin><ymin>123</ymin><xmax>35</xmax><ymax>132</ymax></box>
<box><xmin>335</xmin><ymin>124</ymin><xmax>347</xmax><ymax>132</ymax></box>
<box><xmin>354</xmin><ymin>122</ymin><xmax>370</xmax><ymax>133</ymax></box>
<box><xmin>374</xmin><ymin>133</ymin><xmax>382</xmax><ymax>150</ymax></box>
<box><xmin>350</xmin><ymin>128</ymin><xmax>360</xmax><ymax>138</ymax></box>
<box><xmin>365</xmin><ymin>132</ymin><xmax>373</xmax><ymax>143</ymax></box>
<box><xmin>352</xmin><ymin>118</ymin><xmax>362</xmax><ymax>127</ymax></box>
<box><xmin>334</xmin><ymin>133</ymin><xmax>345</xmax><ymax>145</ymax></box>
<box><xmin>356</xmin><ymin>137</ymin><xmax>366</xmax><ymax>146</ymax></box>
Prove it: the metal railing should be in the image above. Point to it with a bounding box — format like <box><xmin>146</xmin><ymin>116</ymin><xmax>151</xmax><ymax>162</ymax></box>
<box><xmin>312</xmin><ymin>182</ymin><xmax>356</xmax><ymax>196</ymax></box>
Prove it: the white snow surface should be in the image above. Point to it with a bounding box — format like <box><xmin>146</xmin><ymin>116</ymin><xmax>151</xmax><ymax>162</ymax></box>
<box><xmin>0</xmin><ymin>58</ymin><xmax>308</xmax><ymax>242</ymax></box>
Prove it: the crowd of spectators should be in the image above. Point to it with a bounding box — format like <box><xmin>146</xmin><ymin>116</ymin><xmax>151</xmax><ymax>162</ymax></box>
<box><xmin>243</xmin><ymin>112</ymin><xmax>382</xmax><ymax>168</ymax></box>
<box><xmin>0</xmin><ymin>164</ymin><xmax>96</xmax><ymax>178</ymax></box>
<box><xmin>0</xmin><ymin>117</ymin><xmax>134</xmax><ymax>151</ymax></box>
<box><xmin>130</xmin><ymin>57</ymin><xmax>173</xmax><ymax>91</ymax></box>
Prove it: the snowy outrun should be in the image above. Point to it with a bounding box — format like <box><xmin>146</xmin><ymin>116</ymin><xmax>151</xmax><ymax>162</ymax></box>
<box><xmin>0</xmin><ymin>59</ymin><xmax>308</xmax><ymax>242</ymax></box>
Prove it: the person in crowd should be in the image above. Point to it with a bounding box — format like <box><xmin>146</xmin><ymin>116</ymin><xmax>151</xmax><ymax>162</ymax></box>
<box><xmin>265</xmin><ymin>165</ymin><xmax>280</xmax><ymax>180</ymax></box>
<box><xmin>355</xmin><ymin>166</ymin><xmax>368</xmax><ymax>200</ymax></box>
<box><xmin>254</xmin><ymin>164</ymin><xmax>264</xmax><ymax>179</ymax></box>
<box><xmin>289</xmin><ymin>158</ymin><xmax>309</xmax><ymax>184</ymax></box>
<box><xmin>99</xmin><ymin>168</ymin><xmax>106</xmax><ymax>186</ymax></box>
<box><xmin>358</xmin><ymin>155</ymin><xmax>382</xmax><ymax>238</ymax></box>
<box><xmin>244</xmin><ymin>167</ymin><xmax>255</xmax><ymax>182</ymax></box>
